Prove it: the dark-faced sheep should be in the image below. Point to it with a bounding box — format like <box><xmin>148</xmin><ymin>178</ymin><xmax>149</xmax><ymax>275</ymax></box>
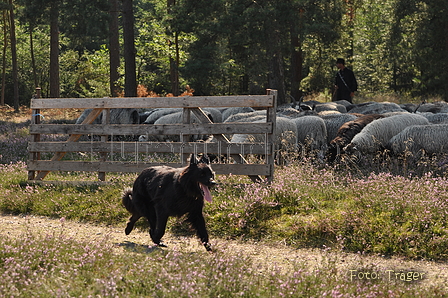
<box><xmin>344</xmin><ymin>114</ymin><xmax>430</xmax><ymax>154</ymax></box>
<box><xmin>386</xmin><ymin>124</ymin><xmax>448</xmax><ymax>155</ymax></box>
<box><xmin>328</xmin><ymin>114</ymin><xmax>385</xmax><ymax>162</ymax></box>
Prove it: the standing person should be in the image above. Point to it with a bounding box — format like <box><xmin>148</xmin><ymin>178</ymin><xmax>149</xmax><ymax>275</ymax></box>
<box><xmin>333</xmin><ymin>58</ymin><xmax>358</xmax><ymax>103</ymax></box>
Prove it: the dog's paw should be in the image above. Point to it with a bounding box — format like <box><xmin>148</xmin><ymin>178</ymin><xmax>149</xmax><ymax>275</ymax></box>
<box><xmin>156</xmin><ymin>242</ymin><xmax>168</xmax><ymax>248</ymax></box>
<box><xmin>125</xmin><ymin>224</ymin><xmax>134</xmax><ymax>235</ymax></box>
<box><xmin>203</xmin><ymin>242</ymin><xmax>212</xmax><ymax>252</ymax></box>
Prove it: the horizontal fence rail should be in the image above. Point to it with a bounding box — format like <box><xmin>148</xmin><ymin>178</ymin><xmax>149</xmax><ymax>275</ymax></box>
<box><xmin>27</xmin><ymin>90</ymin><xmax>277</xmax><ymax>183</ymax></box>
<box><xmin>28</xmin><ymin>141</ymin><xmax>273</xmax><ymax>155</ymax></box>
<box><xmin>30</xmin><ymin>95</ymin><xmax>275</xmax><ymax>109</ymax></box>
<box><xmin>29</xmin><ymin>123</ymin><xmax>273</xmax><ymax>135</ymax></box>
<box><xmin>27</xmin><ymin>162</ymin><xmax>272</xmax><ymax>176</ymax></box>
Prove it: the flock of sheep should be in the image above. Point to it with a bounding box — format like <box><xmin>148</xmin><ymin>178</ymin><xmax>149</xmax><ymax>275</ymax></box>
<box><xmin>76</xmin><ymin>99</ymin><xmax>448</xmax><ymax>162</ymax></box>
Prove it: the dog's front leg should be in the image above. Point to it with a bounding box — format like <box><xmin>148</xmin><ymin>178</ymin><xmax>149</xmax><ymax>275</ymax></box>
<box><xmin>188</xmin><ymin>211</ymin><xmax>212</xmax><ymax>251</ymax></box>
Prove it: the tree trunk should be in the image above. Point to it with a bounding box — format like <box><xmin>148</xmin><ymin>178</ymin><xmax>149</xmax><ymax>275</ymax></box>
<box><xmin>122</xmin><ymin>0</ymin><xmax>137</xmax><ymax>97</ymax></box>
<box><xmin>345</xmin><ymin>0</ymin><xmax>355</xmax><ymax>61</ymax></box>
<box><xmin>167</xmin><ymin>0</ymin><xmax>179</xmax><ymax>96</ymax></box>
<box><xmin>1</xmin><ymin>10</ymin><xmax>8</xmax><ymax>106</ymax></box>
<box><xmin>445</xmin><ymin>23</ymin><xmax>448</xmax><ymax>101</ymax></box>
<box><xmin>268</xmin><ymin>51</ymin><xmax>286</xmax><ymax>105</ymax></box>
<box><xmin>9</xmin><ymin>0</ymin><xmax>19</xmax><ymax>111</ymax></box>
<box><xmin>169</xmin><ymin>31</ymin><xmax>180</xmax><ymax>96</ymax></box>
<box><xmin>290</xmin><ymin>9</ymin><xmax>303</xmax><ymax>102</ymax></box>
<box><xmin>267</xmin><ymin>29</ymin><xmax>286</xmax><ymax>105</ymax></box>
<box><xmin>49</xmin><ymin>1</ymin><xmax>60</xmax><ymax>98</ymax></box>
<box><xmin>109</xmin><ymin>0</ymin><xmax>120</xmax><ymax>97</ymax></box>
<box><xmin>30</xmin><ymin>28</ymin><xmax>38</xmax><ymax>88</ymax></box>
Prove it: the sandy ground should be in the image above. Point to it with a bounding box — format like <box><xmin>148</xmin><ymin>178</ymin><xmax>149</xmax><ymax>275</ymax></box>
<box><xmin>1</xmin><ymin>213</ymin><xmax>447</xmax><ymax>291</ymax></box>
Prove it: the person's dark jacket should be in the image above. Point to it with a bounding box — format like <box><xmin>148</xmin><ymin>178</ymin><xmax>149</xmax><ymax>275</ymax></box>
<box><xmin>334</xmin><ymin>67</ymin><xmax>357</xmax><ymax>102</ymax></box>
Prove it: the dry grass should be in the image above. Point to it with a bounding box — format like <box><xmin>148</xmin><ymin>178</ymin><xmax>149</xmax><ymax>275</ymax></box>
<box><xmin>1</xmin><ymin>213</ymin><xmax>447</xmax><ymax>294</ymax></box>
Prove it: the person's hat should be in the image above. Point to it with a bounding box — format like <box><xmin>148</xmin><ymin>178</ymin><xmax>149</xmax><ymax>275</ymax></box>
<box><xmin>336</xmin><ymin>58</ymin><xmax>345</xmax><ymax>65</ymax></box>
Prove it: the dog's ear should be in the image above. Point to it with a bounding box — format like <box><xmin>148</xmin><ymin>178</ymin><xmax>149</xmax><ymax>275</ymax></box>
<box><xmin>189</xmin><ymin>154</ymin><xmax>198</xmax><ymax>166</ymax></box>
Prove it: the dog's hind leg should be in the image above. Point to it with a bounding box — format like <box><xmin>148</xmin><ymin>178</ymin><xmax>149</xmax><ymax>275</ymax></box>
<box><xmin>125</xmin><ymin>213</ymin><xmax>141</xmax><ymax>235</ymax></box>
<box><xmin>146</xmin><ymin>206</ymin><xmax>164</xmax><ymax>246</ymax></box>
<box><xmin>187</xmin><ymin>211</ymin><xmax>212</xmax><ymax>251</ymax></box>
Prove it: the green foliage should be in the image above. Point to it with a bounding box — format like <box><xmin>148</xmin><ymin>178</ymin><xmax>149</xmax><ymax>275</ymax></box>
<box><xmin>59</xmin><ymin>46</ymin><xmax>112</xmax><ymax>98</ymax></box>
<box><xmin>4</xmin><ymin>0</ymin><xmax>448</xmax><ymax>102</ymax></box>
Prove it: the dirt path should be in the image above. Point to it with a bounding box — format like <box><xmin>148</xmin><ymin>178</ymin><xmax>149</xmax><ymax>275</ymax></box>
<box><xmin>2</xmin><ymin>213</ymin><xmax>447</xmax><ymax>290</ymax></box>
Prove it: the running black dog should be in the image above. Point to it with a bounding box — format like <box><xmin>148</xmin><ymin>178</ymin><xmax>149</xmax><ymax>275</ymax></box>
<box><xmin>122</xmin><ymin>154</ymin><xmax>216</xmax><ymax>251</ymax></box>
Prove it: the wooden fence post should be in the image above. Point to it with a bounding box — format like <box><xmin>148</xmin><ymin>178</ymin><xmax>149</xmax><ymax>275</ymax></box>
<box><xmin>28</xmin><ymin>87</ymin><xmax>41</xmax><ymax>180</ymax></box>
<box><xmin>182</xmin><ymin>107</ymin><xmax>191</xmax><ymax>165</ymax></box>
<box><xmin>98</xmin><ymin>109</ymin><xmax>110</xmax><ymax>181</ymax></box>
<box><xmin>266</xmin><ymin>89</ymin><xmax>277</xmax><ymax>182</ymax></box>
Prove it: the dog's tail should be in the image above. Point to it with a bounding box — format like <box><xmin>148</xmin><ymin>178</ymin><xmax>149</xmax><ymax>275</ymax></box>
<box><xmin>121</xmin><ymin>188</ymin><xmax>138</xmax><ymax>214</ymax></box>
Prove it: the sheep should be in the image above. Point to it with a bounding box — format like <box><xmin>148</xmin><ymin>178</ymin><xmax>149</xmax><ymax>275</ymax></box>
<box><xmin>347</xmin><ymin>102</ymin><xmax>406</xmax><ymax>114</ymax></box>
<box><xmin>75</xmin><ymin>108</ymin><xmax>140</xmax><ymax>141</ymax></box>
<box><xmin>221</xmin><ymin>107</ymin><xmax>255</xmax><ymax>122</ymax></box>
<box><xmin>231</xmin><ymin>117</ymin><xmax>298</xmax><ymax>151</ymax></box>
<box><xmin>415</xmin><ymin>101</ymin><xmax>448</xmax><ymax>114</ymax></box>
<box><xmin>76</xmin><ymin>108</ymin><xmax>140</xmax><ymax>124</ymax></box>
<box><xmin>143</xmin><ymin>108</ymin><xmax>181</xmax><ymax>124</ymax></box>
<box><xmin>223</xmin><ymin>110</ymin><xmax>266</xmax><ymax>123</ymax></box>
<box><xmin>277</xmin><ymin>107</ymin><xmax>304</xmax><ymax>118</ymax></box>
<box><xmin>344</xmin><ymin>113</ymin><xmax>430</xmax><ymax>154</ymax></box>
<box><xmin>419</xmin><ymin>112</ymin><xmax>448</xmax><ymax>124</ymax></box>
<box><xmin>318</xmin><ymin>110</ymin><xmax>341</xmax><ymax>116</ymax></box>
<box><xmin>314</xmin><ymin>102</ymin><xmax>347</xmax><ymax>114</ymax></box>
<box><xmin>346</xmin><ymin>101</ymin><xmax>375</xmax><ymax>112</ymax></box>
<box><xmin>139</xmin><ymin>110</ymin><xmax>153</xmax><ymax>124</ymax></box>
<box><xmin>399</xmin><ymin>103</ymin><xmax>418</xmax><ymax>113</ymax></box>
<box><xmin>327</xmin><ymin>114</ymin><xmax>385</xmax><ymax>162</ymax></box>
<box><xmin>320</xmin><ymin>113</ymin><xmax>358</xmax><ymax>144</ymax></box>
<box><xmin>333</xmin><ymin>100</ymin><xmax>352</xmax><ymax>107</ymax></box>
<box><xmin>386</xmin><ymin>124</ymin><xmax>448</xmax><ymax>155</ymax></box>
<box><xmin>202</xmin><ymin>108</ymin><xmax>223</xmax><ymax>123</ymax></box>
<box><xmin>381</xmin><ymin>111</ymin><xmax>410</xmax><ymax>117</ymax></box>
<box><xmin>291</xmin><ymin>116</ymin><xmax>327</xmax><ymax>157</ymax></box>
<box><xmin>145</xmin><ymin>108</ymin><xmax>222</xmax><ymax>142</ymax></box>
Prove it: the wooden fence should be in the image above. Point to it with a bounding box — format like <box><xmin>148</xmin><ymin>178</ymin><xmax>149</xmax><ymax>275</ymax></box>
<box><xmin>27</xmin><ymin>90</ymin><xmax>277</xmax><ymax>183</ymax></box>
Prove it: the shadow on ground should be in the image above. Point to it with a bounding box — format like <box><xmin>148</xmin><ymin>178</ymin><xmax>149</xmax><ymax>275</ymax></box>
<box><xmin>116</xmin><ymin>241</ymin><xmax>165</xmax><ymax>254</ymax></box>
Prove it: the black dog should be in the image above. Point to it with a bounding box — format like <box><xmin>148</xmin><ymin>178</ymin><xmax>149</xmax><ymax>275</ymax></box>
<box><xmin>122</xmin><ymin>154</ymin><xmax>216</xmax><ymax>251</ymax></box>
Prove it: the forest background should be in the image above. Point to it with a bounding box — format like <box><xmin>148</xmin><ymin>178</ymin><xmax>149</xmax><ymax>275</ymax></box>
<box><xmin>1</xmin><ymin>0</ymin><xmax>447</xmax><ymax>110</ymax></box>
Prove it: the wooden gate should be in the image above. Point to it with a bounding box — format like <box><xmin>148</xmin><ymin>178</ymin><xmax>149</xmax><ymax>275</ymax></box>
<box><xmin>27</xmin><ymin>90</ymin><xmax>277</xmax><ymax>183</ymax></box>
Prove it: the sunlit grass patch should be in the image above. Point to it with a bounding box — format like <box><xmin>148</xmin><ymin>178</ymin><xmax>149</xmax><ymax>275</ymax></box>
<box><xmin>1</xmin><ymin>229</ymin><xmax>445</xmax><ymax>297</ymax></box>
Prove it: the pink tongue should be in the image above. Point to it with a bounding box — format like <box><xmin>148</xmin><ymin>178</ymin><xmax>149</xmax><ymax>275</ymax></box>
<box><xmin>200</xmin><ymin>183</ymin><xmax>212</xmax><ymax>202</ymax></box>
